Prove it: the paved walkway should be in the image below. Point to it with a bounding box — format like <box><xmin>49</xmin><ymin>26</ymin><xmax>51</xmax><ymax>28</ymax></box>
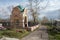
<box><xmin>21</xmin><ymin>25</ymin><xmax>48</xmax><ymax>40</ymax></box>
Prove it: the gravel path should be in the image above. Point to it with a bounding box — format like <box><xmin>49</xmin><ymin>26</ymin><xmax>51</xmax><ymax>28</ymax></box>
<box><xmin>21</xmin><ymin>25</ymin><xmax>48</xmax><ymax>40</ymax></box>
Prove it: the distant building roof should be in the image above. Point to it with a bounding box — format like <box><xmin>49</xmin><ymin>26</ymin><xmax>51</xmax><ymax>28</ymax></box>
<box><xmin>17</xmin><ymin>5</ymin><xmax>25</xmax><ymax>12</ymax></box>
<box><xmin>55</xmin><ymin>19</ymin><xmax>60</xmax><ymax>21</ymax></box>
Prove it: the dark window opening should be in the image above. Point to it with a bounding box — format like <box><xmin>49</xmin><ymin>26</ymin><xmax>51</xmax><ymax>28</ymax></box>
<box><xmin>25</xmin><ymin>24</ymin><xmax>27</xmax><ymax>27</ymax></box>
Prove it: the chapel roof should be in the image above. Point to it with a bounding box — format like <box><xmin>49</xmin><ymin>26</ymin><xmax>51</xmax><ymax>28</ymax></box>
<box><xmin>17</xmin><ymin>5</ymin><xmax>25</xmax><ymax>12</ymax></box>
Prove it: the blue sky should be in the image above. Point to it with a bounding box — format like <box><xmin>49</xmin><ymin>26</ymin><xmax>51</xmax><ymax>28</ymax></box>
<box><xmin>0</xmin><ymin>0</ymin><xmax>60</xmax><ymax>19</ymax></box>
<box><xmin>0</xmin><ymin>0</ymin><xmax>27</xmax><ymax>7</ymax></box>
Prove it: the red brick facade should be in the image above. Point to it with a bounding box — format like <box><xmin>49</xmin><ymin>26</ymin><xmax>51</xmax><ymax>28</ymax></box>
<box><xmin>10</xmin><ymin>6</ymin><xmax>28</xmax><ymax>29</ymax></box>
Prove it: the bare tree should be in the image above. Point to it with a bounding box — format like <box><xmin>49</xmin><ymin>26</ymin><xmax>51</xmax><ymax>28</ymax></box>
<box><xmin>28</xmin><ymin>0</ymin><xmax>49</xmax><ymax>23</ymax></box>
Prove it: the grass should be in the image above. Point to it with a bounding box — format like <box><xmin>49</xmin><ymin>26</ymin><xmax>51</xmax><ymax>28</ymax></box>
<box><xmin>0</xmin><ymin>31</ymin><xmax>3</xmax><ymax>38</ymax></box>
<box><xmin>0</xmin><ymin>29</ymin><xmax>30</xmax><ymax>39</ymax></box>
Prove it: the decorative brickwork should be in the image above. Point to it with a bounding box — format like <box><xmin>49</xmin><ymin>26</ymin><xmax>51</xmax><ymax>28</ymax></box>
<box><xmin>10</xmin><ymin>6</ymin><xmax>28</xmax><ymax>29</ymax></box>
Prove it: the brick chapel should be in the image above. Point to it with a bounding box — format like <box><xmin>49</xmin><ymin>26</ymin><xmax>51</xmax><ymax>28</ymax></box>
<box><xmin>10</xmin><ymin>5</ymin><xmax>28</xmax><ymax>29</ymax></box>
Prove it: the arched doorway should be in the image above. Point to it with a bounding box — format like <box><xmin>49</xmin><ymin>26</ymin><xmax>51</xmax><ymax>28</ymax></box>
<box><xmin>24</xmin><ymin>16</ymin><xmax>28</xmax><ymax>27</ymax></box>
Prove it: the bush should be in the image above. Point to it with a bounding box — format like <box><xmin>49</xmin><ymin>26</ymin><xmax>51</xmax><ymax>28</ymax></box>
<box><xmin>28</xmin><ymin>21</ymin><xmax>39</xmax><ymax>26</ymax></box>
<box><xmin>47</xmin><ymin>25</ymin><xmax>60</xmax><ymax>40</ymax></box>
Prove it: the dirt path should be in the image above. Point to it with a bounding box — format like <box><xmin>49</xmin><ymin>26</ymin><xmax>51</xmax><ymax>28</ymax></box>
<box><xmin>21</xmin><ymin>25</ymin><xmax>48</xmax><ymax>40</ymax></box>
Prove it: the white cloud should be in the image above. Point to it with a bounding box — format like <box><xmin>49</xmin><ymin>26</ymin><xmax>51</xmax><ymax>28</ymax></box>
<box><xmin>42</xmin><ymin>0</ymin><xmax>60</xmax><ymax>12</ymax></box>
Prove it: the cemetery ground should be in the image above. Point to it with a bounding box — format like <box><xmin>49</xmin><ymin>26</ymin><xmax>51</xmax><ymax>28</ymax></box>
<box><xmin>0</xmin><ymin>23</ymin><xmax>60</xmax><ymax>40</ymax></box>
<box><xmin>0</xmin><ymin>25</ymin><xmax>49</xmax><ymax>40</ymax></box>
